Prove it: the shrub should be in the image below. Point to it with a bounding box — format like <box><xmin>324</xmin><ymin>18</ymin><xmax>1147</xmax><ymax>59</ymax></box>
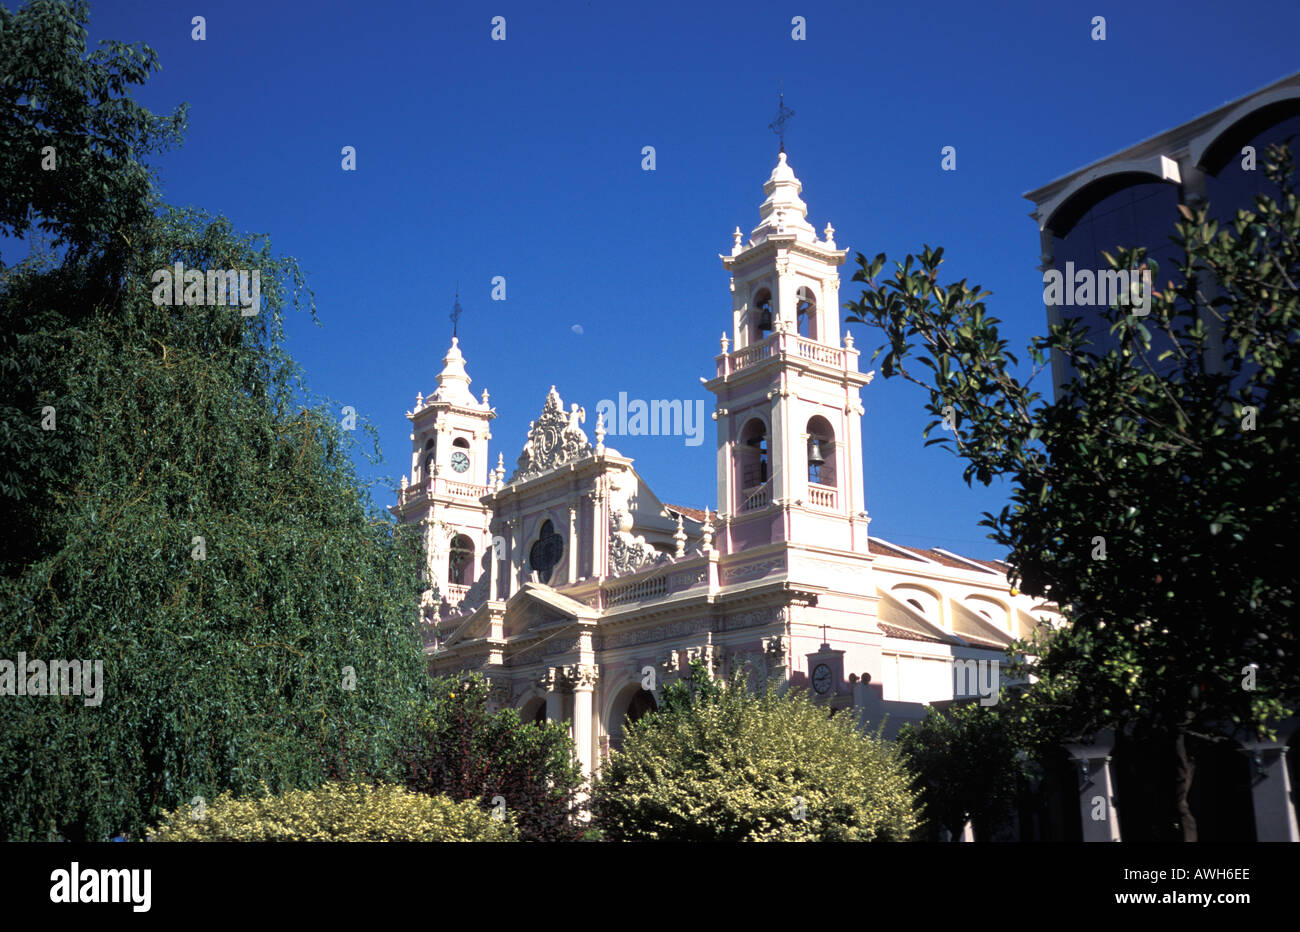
<box><xmin>399</xmin><ymin>673</ymin><xmax>585</xmax><ymax>841</ymax></box>
<box><xmin>897</xmin><ymin>700</ymin><xmax>1027</xmax><ymax>840</ymax></box>
<box><xmin>592</xmin><ymin>661</ymin><xmax>920</xmax><ymax>841</ymax></box>
<box><xmin>147</xmin><ymin>782</ymin><xmax>515</xmax><ymax>842</ymax></box>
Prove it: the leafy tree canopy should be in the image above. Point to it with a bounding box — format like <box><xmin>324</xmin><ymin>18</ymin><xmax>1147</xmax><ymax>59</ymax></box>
<box><xmin>592</xmin><ymin>660</ymin><xmax>920</xmax><ymax>841</ymax></box>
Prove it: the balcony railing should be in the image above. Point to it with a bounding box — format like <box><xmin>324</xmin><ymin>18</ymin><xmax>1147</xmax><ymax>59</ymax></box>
<box><xmin>442</xmin><ymin>583</ymin><xmax>471</xmax><ymax>606</ymax></box>
<box><xmin>807</xmin><ymin>484</ymin><xmax>837</xmax><ymax>510</ymax></box>
<box><xmin>399</xmin><ymin>476</ymin><xmax>490</xmax><ymax>507</ymax></box>
<box><xmin>715</xmin><ymin>331</ymin><xmax>851</xmax><ymax>378</ymax></box>
<box><xmin>740</xmin><ymin>481</ymin><xmax>771</xmax><ymax>512</ymax></box>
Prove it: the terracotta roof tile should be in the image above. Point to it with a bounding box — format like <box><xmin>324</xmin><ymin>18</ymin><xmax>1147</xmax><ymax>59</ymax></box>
<box><xmin>878</xmin><ymin>622</ymin><xmax>946</xmax><ymax>643</ymax></box>
<box><xmin>664</xmin><ymin>503</ymin><xmax>708</xmax><ymax>522</ymax></box>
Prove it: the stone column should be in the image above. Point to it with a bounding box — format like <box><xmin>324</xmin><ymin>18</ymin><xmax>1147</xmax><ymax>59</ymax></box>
<box><xmin>1239</xmin><ymin>736</ymin><xmax>1299</xmax><ymax>842</ymax></box>
<box><xmin>566</xmin><ymin>502</ymin><xmax>578</xmax><ymax>585</ymax></box>
<box><xmin>540</xmin><ymin>668</ymin><xmax>562</xmax><ymax>724</ymax></box>
<box><xmin>565</xmin><ymin>664</ymin><xmax>599</xmax><ymax>779</ymax></box>
<box><xmin>1066</xmin><ymin>732</ymin><xmax>1122</xmax><ymax>842</ymax></box>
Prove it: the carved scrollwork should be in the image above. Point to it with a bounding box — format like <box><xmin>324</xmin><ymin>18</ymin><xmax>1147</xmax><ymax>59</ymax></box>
<box><xmin>608</xmin><ymin>512</ymin><xmax>667</xmax><ymax>575</ymax></box>
<box><xmin>510</xmin><ymin>387</ymin><xmax>593</xmax><ymax>483</ymax></box>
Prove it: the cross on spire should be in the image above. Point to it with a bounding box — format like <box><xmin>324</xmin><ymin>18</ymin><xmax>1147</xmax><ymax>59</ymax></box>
<box><xmin>769</xmin><ymin>84</ymin><xmax>795</xmax><ymax>153</ymax></box>
<box><xmin>450</xmin><ymin>283</ymin><xmax>463</xmax><ymax>338</ymax></box>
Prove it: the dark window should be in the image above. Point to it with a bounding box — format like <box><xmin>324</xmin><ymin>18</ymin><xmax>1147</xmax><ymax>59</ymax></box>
<box><xmin>529</xmin><ymin>520</ymin><xmax>564</xmax><ymax>579</ymax></box>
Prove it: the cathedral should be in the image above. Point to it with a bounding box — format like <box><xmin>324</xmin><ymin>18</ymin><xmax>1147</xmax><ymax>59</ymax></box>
<box><xmin>390</xmin><ymin>151</ymin><xmax>1058</xmax><ymax>782</ymax></box>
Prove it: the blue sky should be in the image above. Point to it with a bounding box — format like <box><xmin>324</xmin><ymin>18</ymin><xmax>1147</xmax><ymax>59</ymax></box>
<box><xmin>61</xmin><ymin>0</ymin><xmax>1300</xmax><ymax>559</ymax></box>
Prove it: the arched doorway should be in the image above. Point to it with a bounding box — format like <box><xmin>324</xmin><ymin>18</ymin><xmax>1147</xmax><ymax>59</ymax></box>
<box><xmin>519</xmin><ymin>696</ymin><xmax>546</xmax><ymax>726</ymax></box>
<box><xmin>608</xmin><ymin>684</ymin><xmax>658</xmax><ymax>751</ymax></box>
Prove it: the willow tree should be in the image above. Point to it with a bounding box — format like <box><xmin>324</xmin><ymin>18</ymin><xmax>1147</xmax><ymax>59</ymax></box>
<box><xmin>0</xmin><ymin>0</ymin><xmax>428</xmax><ymax>840</ymax></box>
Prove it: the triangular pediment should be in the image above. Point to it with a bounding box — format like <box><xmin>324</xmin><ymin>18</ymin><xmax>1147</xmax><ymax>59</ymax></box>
<box><xmin>502</xmin><ymin>582</ymin><xmax>600</xmax><ymax>639</ymax></box>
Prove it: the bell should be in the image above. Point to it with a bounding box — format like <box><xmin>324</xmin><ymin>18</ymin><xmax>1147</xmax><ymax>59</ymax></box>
<box><xmin>808</xmin><ymin>437</ymin><xmax>826</xmax><ymax>466</ymax></box>
<box><xmin>758</xmin><ymin>308</ymin><xmax>772</xmax><ymax>331</ymax></box>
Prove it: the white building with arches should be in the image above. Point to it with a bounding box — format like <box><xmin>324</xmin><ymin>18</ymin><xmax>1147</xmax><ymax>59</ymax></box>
<box><xmin>391</xmin><ymin>149</ymin><xmax>1059</xmax><ymax>785</ymax></box>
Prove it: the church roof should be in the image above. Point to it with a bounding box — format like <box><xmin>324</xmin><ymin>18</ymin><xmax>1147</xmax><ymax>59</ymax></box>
<box><xmin>430</xmin><ymin>337</ymin><xmax>480</xmax><ymax>408</ymax></box>
<box><xmin>870</xmin><ymin>537</ymin><xmax>1003</xmax><ymax>574</ymax></box>
<box><xmin>664</xmin><ymin>503</ymin><xmax>708</xmax><ymax>523</ymax></box>
<box><xmin>877</xmin><ymin>622</ymin><xmax>947</xmax><ymax>644</ymax></box>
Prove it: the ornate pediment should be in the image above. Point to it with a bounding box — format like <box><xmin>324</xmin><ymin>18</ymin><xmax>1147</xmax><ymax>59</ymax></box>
<box><xmin>509</xmin><ymin>387</ymin><xmax>592</xmax><ymax>483</ymax></box>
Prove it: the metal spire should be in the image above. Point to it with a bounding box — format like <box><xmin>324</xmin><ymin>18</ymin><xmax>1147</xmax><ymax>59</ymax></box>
<box><xmin>769</xmin><ymin>83</ymin><xmax>795</xmax><ymax>153</ymax></box>
<box><xmin>450</xmin><ymin>282</ymin><xmax>462</xmax><ymax>339</ymax></box>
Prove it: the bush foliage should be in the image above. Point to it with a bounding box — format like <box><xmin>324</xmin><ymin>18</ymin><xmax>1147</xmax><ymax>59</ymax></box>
<box><xmin>400</xmin><ymin>674</ymin><xmax>585</xmax><ymax>841</ymax></box>
<box><xmin>148</xmin><ymin>782</ymin><xmax>515</xmax><ymax>842</ymax></box>
<box><xmin>592</xmin><ymin>662</ymin><xmax>920</xmax><ymax>841</ymax></box>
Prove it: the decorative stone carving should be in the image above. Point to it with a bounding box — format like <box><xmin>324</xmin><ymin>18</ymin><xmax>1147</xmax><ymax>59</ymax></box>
<box><xmin>721</xmin><ymin>557</ymin><xmax>785</xmax><ymax>583</ymax></box>
<box><xmin>603</xmin><ymin>617</ymin><xmax>712</xmax><ymax>650</ymax></box>
<box><xmin>608</xmin><ymin>512</ymin><xmax>667</xmax><ymax>575</ymax></box>
<box><xmin>763</xmin><ymin>635</ymin><xmax>788</xmax><ymax>669</ymax></box>
<box><xmin>657</xmin><ymin>652</ymin><xmax>679</xmax><ymax>681</ymax></box>
<box><xmin>725</xmin><ymin>606</ymin><xmax>784</xmax><ymax>631</ymax></box>
<box><xmin>685</xmin><ymin>643</ymin><xmax>721</xmax><ymax>675</ymax></box>
<box><xmin>510</xmin><ymin>386</ymin><xmax>593</xmax><ymax>483</ymax></box>
<box><xmin>538</xmin><ymin>667</ymin><xmax>559</xmax><ymax>691</ymax></box>
<box><xmin>512</xmin><ymin>636</ymin><xmax>583</xmax><ymax>668</ymax></box>
<box><xmin>562</xmin><ymin>664</ymin><xmax>599</xmax><ymax>691</ymax></box>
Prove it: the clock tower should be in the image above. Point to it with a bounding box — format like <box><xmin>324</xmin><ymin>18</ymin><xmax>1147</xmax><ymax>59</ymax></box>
<box><xmin>394</xmin><ymin>335</ymin><xmax>496</xmax><ymax>618</ymax></box>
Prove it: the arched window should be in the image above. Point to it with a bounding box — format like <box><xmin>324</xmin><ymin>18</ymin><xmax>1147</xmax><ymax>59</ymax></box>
<box><xmin>738</xmin><ymin>418</ymin><xmax>769</xmax><ymax>490</ymax></box>
<box><xmin>807</xmin><ymin>416</ymin><xmax>836</xmax><ymax>486</ymax></box>
<box><xmin>752</xmin><ymin>288</ymin><xmax>774</xmax><ymax>344</ymax></box>
<box><xmin>423</xmin><ymin>437</ymin><xmax>435</xmax><ymax>476</ymax></box>
<box><xmin>449</xmin><ymin>534</ymin><xmax>475</xmax><ymax>586</ymax></box>
<box><xmin>529</xmin><ymin>519</ymin><xmax>564</xmax><ymax>582</ymax></box>
<box><xmin>796</xmin><ymin>286</ymin><xmax>817</xmax><ymax>340</ymax></box>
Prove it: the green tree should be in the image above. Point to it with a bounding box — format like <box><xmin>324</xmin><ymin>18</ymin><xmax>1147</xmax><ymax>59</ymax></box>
<box><xmin>399</xmin><ymin>673</ymin><xmax>586</xmax><ymax>842</ymax></box>
<box><xmin>0</xmin><ymin>0</ymin><xmax>186</xmax><ymax>574</ymax></box>
<box><xmin>897</xmin><ymin>701</ymin><xmax>1026</xmax><ymax>841</ymax></box>
<box><xmin>592</xmin><ymin>660</ymin><xmax>919</xmax><ymax>841</ymax></box>
<box><xmin>844</xmin><ymin>146</ymin><xmax>1300</xmax><ymax>841</ymax></box>
<box><xmin>0</xmin><ymin>1</ymin><xmax>430</xmax><ymax>840</ymax></box>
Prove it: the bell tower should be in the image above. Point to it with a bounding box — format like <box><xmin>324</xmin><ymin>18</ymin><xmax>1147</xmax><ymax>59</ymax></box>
<box><xmin>395</xmin><ymin>333</ymin><xmax>496</xmax><ymax>618</ymax></box>
<box><xmin>706</xmin><ymin>151</ymin><xmax>873</xmax><ymax>555</ymax></box>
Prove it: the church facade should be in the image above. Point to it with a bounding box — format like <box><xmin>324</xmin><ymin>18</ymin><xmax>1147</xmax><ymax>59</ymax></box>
<box><xmin>390</xmin><ymin>151</ymin><xmax>1059</xmax><ymax>783</ymax></box>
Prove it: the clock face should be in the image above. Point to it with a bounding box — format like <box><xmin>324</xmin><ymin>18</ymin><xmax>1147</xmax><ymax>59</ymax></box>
<box><xmin>812</xmin><ymin>663</ymin><xmax>833</xmax><ymax>695</ymax></box>
<box><xmin>450</xmin><ymin>451</ymin><xmax>471</xmax><ymax>473</ymax></box>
